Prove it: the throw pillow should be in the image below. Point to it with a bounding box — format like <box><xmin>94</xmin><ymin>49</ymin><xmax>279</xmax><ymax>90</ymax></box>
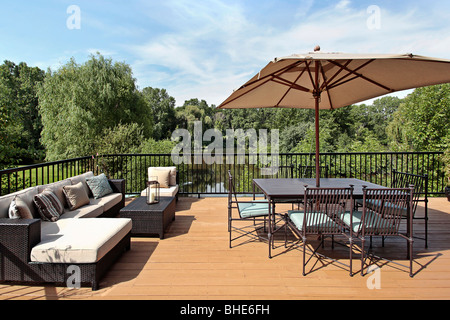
<box><xmin>149</xmin><ymin>168</ymin><xmax>171</xmax><ymax>188</ymax></box>
<box><xmin>86</xmin><ymin>173</ymin><xmax>113</xmax><ymax>199</ymax></box>
<box><xmin>8</xmin><ymin>196</ymin><xmax>34</xmax><ymax>219</ymax></box>
<box><xmin>148</xmin><ymin>167</ymin><xmax>177</xmax><ymax>186</ymax></box>
<box><xmin>63</xmin><ymin>182</ymin><xmax>90</xmax><ymax>210</ymax></box>
<box><xmin>33</xmin><ymin>191</ymin><xmax>64</xmax><ymax>222</ymax></box>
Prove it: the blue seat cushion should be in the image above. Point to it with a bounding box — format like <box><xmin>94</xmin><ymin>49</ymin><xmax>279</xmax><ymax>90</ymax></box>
<box><xmin>342</xmin><ymin>210</ymin><xmax>396</xmax><ymax>234</ymax></box>
<box><xmin>288</xmin><ymin>210</ymin><xmax>339</xmax><ymax>233</ymax></box>
<box><xmin>238</xmin><ymin>200</ymin><xmax>269</xmax><ymax>218</ymax></box>
<box><xmin>356</xmin><ymin>199</ymin><xmax>408</xmax><ymax>217</ymax></box>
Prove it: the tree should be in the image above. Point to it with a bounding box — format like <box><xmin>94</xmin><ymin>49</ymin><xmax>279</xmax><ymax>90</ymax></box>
<box><xmin>0</xmin><ymin>60</ymin><xmax>45</xmax><ymax>166</ymax></box>
<box><xmin>141</xmin><ymin>87</ymin><xmax>176</xmax><ymax>140</ymax></box>
<box><xmin>387</xmin><ymin>85</ymin><xmax>450</xmax><ymax>151</ymax></box>
<box><xmin>38</xmin><ymin>54</ymin><xmax>153</xmax><ymax>161</ymax></box>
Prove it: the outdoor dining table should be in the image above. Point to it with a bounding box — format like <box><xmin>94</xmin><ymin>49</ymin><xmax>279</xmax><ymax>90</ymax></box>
<box><xmin>252</xmin><ymin>178</ymin><xmax>387</xmax><ymax>258</ymax></box>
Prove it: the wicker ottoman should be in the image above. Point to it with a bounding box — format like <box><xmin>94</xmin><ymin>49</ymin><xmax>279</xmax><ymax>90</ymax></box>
<box><xmin>119</xmin><ymin>196</ymin><xmax>176</xmax><ymax>239</ymax></box>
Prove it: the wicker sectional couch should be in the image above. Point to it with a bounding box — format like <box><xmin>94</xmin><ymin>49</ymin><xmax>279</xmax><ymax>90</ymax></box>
<box><xmin>0</xmin><ymin>171</ymin><xmax>131</xmax><ymax>290</ymax></box>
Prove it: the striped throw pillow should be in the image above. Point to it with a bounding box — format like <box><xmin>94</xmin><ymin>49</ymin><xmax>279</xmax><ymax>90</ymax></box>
<box><xmin>33</xmin><ymin>191</ymin><xmax>64</xmax><ymax>222</ymax></box>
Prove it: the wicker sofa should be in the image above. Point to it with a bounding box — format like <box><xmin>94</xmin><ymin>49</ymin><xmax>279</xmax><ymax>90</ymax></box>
<box><xmin>0</xmin><ymin>171</ymin><xmax>131</xmax><ymax>290</ymax></box>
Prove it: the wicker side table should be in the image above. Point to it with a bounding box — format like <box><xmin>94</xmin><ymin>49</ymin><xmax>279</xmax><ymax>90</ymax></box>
<box><xmin>119</xmin><ymin>196</ymin><xmax>176</xmax><ymax>239</ymax></box>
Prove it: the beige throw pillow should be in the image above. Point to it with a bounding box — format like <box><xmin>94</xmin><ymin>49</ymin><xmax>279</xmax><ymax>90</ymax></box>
<box><xmin>63</xmin><ymin>182</ymin><xmax>90</xmax><ymax>210</ymax></box>
<box><xmin>148</xmin><ymin>167</ymin><xmax>176</xmax><ymax>187</ymax></box>
<box><xmin>8</xmin><ymin>196</ymin><xmax>34</xmax><ymax>219</ymax></box>
<box><xmin>149</xmin><ymin>168</ymin><xmax>171</xmax><ymax>188</ymax></box>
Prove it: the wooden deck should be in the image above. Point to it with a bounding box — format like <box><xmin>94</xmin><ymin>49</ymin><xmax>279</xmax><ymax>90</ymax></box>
<box><xmin>0</xmin><ymin>196</ymin><xmax>449</xmax><ymax>300</ymax></box>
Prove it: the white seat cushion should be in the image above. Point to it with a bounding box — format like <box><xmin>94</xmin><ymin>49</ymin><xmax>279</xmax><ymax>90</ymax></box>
<box><xmin>31</xmin><ymin>218</ymin><xmax>132</xmax><ymax>263</ymax></box>
<box><xmin>140</xmin><ymin>185</ymin><xmax>178</xmax><ymax>198</ymax></box>
<box><xmin>60</xmin><ymin>204</ymin><xmax>104</xmax><ymax>219</ymax></box>
<box><xmin>90</xmin><ymin>193</ymin><xmax>122</xmax><ymax>212</ymax></box>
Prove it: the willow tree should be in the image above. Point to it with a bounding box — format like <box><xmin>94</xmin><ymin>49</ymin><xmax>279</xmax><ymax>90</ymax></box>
<box><xmin>38</xmin><ymin>54</ymin><xmax>153</xmax><ymax>161</ymax></box>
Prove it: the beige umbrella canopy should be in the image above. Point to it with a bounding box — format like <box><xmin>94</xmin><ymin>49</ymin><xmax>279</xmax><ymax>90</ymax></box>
<box><xmin>218</xmin><ymin>47</ymin><xmax>450</xmax><ymax>187</ymax></box>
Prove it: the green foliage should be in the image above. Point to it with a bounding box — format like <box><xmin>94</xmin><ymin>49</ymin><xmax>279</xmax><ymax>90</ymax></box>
<box><xmin>0</xmin><ymin>60</ymin><xmax>45</xmax><ymax>167</ymax></box>
<box><xmin>96</xmin><ymin>122</ymin><xmax>145</xmax><ymax>155</ymax></box>
<box><xmin>2</xmin><ymin>52</ymin><xmax>449</xmax><ymax>168</ymax></box>
<box><xmin>387</xmin><ymin>84</ymin><xmax>450</xmax><ymax>151</ymax></box>
<box><xmin>138</xmin><ymin>138</ymin><xmax>177</xmax><ymax>154</ymax></box>
<box><xmin>442</xmin><ymin>146</ymin><xmax>450</xmax><ymax>186</ymax></box>
<box><xmin>38</xmin><ymin>54</ymin><xmax>153</xmax><ymax>161</ymax></box>
<box><xmin>142</xmin><ymin>87</ymin><xmax>177</xmax><ymax>140</ymax></box>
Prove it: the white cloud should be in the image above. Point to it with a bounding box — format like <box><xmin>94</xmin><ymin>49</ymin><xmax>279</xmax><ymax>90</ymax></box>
<box><xmin>126</xmin><ymin>1</ymin><xmax>450</xmax><ymax>106</ymax></box>
<box><xmin>336</xmin><ymin>0</ymin><xmax>351</xmax><ymax>10</ymax></box>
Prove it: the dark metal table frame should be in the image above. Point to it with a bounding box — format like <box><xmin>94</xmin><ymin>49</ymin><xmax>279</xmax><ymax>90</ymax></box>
<box><xmin>252</xmin><ymin>178</ymin><xmax>387</xmax><ymax>258</ymax></box>
<box><xmin>119</xmin><ymin>196</ymin><xmax>176</xmax><ymax>239</ymax></box>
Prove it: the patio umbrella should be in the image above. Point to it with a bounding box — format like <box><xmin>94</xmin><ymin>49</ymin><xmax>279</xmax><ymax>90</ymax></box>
<box><xmin>218</xmin><ymin>46</ymin><xmax>450</xmax><ymax>187</ymax></box>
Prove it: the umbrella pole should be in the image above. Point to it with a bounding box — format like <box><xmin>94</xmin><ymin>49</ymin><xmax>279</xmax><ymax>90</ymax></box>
<box><xmin>314</xmin><ymin>94</ymin><xmax>320</xmax><ymax>187</ymax></box>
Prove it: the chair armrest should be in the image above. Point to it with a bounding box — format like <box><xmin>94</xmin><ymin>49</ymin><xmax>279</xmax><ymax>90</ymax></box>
<box><xmin>108</xmin><ymin>179</ymin><xmax>126</xmax><ymax>195</ymax></box>
<box><xmin>230</xmin><ymin>200</ymin><xmax>269</xmax><ymax>205</ymax></box>
<box><xmin>0</xmin><ymin>219</ymin><xmax>41</xmax><ymax>263</ymax></box>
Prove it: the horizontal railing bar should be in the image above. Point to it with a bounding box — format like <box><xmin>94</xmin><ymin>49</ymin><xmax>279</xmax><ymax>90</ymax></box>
<box><xmin>1</xmin><ymin>152</ymin><xmax>445</xmax><ymax>197</ymax></box>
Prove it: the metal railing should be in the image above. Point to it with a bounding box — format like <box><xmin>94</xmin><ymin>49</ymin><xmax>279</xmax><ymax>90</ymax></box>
<box><xmin>1</xmin><ymin>152</ymin><xmax>446</xmax><ymax>197</ymax></box>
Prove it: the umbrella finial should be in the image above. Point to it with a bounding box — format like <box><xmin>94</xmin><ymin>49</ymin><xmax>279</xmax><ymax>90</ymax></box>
<box><xmin>314</xmin><ymin>45</ymin><xmax>321</xmax><ymax>52</ymax></box>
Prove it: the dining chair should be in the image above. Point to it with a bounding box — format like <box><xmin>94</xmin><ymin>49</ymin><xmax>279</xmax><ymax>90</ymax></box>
<box><xmin>228</xmin><ymin>170</ymin><xmax>270</xmax><ymax>248</ymax></box>
<box><xmin>285</xmin><ymin>185</ymin><xmax>355</xmax><ymax>276</ymax></box>
<box><xmin>392</xmin><ymin>169</ymin><xmax>428</xmax><ymax>248</ymax></box>
<box><xmin>347</xmin><ymin>186</ymin><xmax>414</xmax><ymax>277</ymax></box>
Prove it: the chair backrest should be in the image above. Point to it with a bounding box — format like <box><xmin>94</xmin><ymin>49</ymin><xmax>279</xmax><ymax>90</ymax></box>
<box><xmin>228</xmin><ymin>170</ymin><xmax>238</xmax><ymax>203</ymax></box>
<box><xmin>298</xmin><ymin>165</ymin><xmax>329</xmax><ymax>178</ymax></box>
<box><xmin>302</xmin><ymin>186</ymin><xmax>354</xmax><ymax>235</ymax></box>
<box><xmin>359</xmin><ymin>187</ymin><xmax>413</xmax><ymax>236</ymax></box>
<box><xmin>392</xmin><ymin>169</ymin><xmax>428</xmax><ymax>214</ymax></box>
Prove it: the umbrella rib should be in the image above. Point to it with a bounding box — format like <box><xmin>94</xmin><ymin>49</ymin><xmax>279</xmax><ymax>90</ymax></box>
<box><xmin>319</xmin><ymin>63</ymin><xmax>334</xmax><ymax>110</ymax></box>
<box><xmin>218</xmin><ymin>77</ymin><xmax>273</xmax><ymax>108</ymax></box>
<box><xmin>272</xmin><ymin>75</ymin><xmax>310</xmax><ymax>93</ymax></box>
<box><xmin>319</xmin><ymin>60</ymin><xmax>352</xmax><ymax>92</ymax></box>
<box><xmin>305</xmin><ymin>61</ymin><xmax>319</xmax><ymax>94</ymax></box>
<box><xmin>326</xmin><ymin>59</ymin><xmax>374</xmax><ymax>89</ymax></box>
<box><xmin>240</xmin><ymin>60</ymin><xmax>303</xmax><ymax>90</ymax></box>
<box><xmin>327</xmin><ymin>60</ymin><xmax>394</xmax><ymax>92</ymax></box>
<box><xmin>273</xmin><ymin>67</ymin><xmax>309</xmax><ymax>107</ymax></box>
<box><xmin>219</xmin><ymin>60</ymin><xmax>305</xmax><ymax>108</ymax></box>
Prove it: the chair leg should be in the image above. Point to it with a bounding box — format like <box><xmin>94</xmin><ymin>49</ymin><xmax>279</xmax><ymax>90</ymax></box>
<box><xmin>229</xmin><ymin>223</ymin><xmax>232</xmax><ymax>249</ymax></box>
<box><xmin>409</xmin><ymin>238</ymin><xmax>414</xmax><ymax>277</ymax></box>
<box><xmin>284</xmin><ymin>215</ymin><xmax>288</xmax><ymax>248</ymax></box>
<box><xmin>425</xmin><ymin>207</ymin><xmax>428</xmax><ymax>248</ymax></box>
<box><xmin>302</xmin><ymin>238</ymin><xmax>307</xmax><ymax>276</ymax></box>
<box><xmin>361</xmin><ymin>238</ymin><xmax>365</xmax><ymax>276</ymax></box>
<box><xmin>349</xmin><ymin>238</ymin><xmax>353</xmax><ymax>277</ymax></box>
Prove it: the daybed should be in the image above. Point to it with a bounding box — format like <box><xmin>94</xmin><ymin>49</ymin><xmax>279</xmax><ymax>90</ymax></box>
<box><xmin>0</xmin><ymin>171</ymin><xmax>131</xmax><ymax>290</ymax></box>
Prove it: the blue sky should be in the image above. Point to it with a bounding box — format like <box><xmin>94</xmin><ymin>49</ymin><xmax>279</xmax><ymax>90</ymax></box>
<box><xmin>2</xmin><ymin>0</ymin><xmax>450</xmax><ymax>106</ymax></box>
